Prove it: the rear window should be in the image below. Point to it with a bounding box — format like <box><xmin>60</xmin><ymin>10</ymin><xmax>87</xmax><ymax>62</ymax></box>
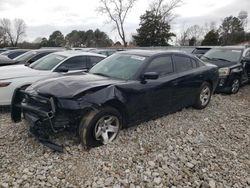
<box><xmin>173</xmin><ymin>55</ymin><xmax>193</xmax><ymax>72</ymax></box>
<box><xmin>192</xmin><ymin>48</ymin><xmax>210</xmax><ymax>55</ymax></box>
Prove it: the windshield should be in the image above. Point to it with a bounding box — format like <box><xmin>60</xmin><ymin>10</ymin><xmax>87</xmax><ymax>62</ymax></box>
<box><xmin>30</xmin><ymin>54</ymin><xmax>67</xmax><ymax>70</ymax></box>
<box><xmin>89</xmin><ymin>53</ymin><xmax>147</xmax><ymax>80</ymax></box>
<box><xmin>201</xmin><ymin>48</ymin><xmax>243</xmax><ymax>63</ymax></box>
<box><xmin>14</xmin><ymin>51</ymin><xmax>36</xmax><ymax>62</ymax></box>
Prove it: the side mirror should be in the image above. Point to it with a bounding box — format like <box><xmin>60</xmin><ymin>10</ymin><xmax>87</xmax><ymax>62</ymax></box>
<box><xmin>56</xmin><ymin>66</ymin><xmax>69</xmax><ymax>73</ymax></box>
<box><xmin>242</xmin><ymin>57</ymin><xmax>250</xmax><ymax>63</ymax></box>
<box><xmin>142</xmin><ymin>72</ymin><xmax>159</xmax><ymax>80</ymax></box>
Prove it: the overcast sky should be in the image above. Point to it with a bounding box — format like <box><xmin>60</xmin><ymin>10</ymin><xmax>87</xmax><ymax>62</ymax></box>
<box><xmin>0</xmin><ymin>0</ymin><xmax>249</xmax><ymax>42</ymax></box>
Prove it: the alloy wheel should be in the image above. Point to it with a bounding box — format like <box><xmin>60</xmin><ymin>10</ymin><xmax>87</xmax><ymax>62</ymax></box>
<box><xmin>231</xmin><ymin>79</ymin><xmax>240</xmax><ymax>94</ymax></box>
<box><xmin>200</xmin><ymin>86</ymin><xmax>211</xmax><ymax>106</ymax></box>
<box><xmin>94</xmin><ymin>115</ymin><xmax>120</xmax><ymax>144</ymax></box>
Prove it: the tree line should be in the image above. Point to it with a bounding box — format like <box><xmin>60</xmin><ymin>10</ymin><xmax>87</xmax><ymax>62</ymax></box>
<box><xmin>178</xmin><ymin>15</ymin><xmax>250</xmax><ymax>46</ymax></box>
<box><xmin>39</xmin><ymin>29</ymin><xmax>113</xmax><ymax>48</ymax></box>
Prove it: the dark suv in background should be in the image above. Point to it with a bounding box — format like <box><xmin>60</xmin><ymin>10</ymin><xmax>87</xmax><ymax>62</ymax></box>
<box><xmin>201</xmin><ymin>46</ymin><xmax>250</xmax><ymax>94</ymax></box>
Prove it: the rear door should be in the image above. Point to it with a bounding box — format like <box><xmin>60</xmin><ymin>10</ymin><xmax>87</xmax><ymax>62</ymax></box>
<box><xmin>171</xmin><ymin>54</ymin><xmax>203</xmax><ymax>110</ymax></box>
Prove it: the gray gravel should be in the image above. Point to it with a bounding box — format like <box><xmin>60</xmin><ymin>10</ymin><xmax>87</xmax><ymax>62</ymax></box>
<box><xmin>0</xmin><ymin>85</ymin><xmax>250</xmax><ymax>188</ymax></box>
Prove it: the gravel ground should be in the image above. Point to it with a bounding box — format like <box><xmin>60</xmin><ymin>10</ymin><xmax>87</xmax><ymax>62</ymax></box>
<box><xmin>0</xmin><ymin>85</ymin><xmax>250</xmax><ymax>188</ymax></box>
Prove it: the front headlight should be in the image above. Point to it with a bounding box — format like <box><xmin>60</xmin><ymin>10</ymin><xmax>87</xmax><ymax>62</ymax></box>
<box><xmin>218</xmin><ymin>68</ymin><xmax>230</xmax><ymax>77</ymax></box>
<box><xmin>0</xmin><ymin>82</ymin><xmax>11</xmax><ymax>87</ymax></box>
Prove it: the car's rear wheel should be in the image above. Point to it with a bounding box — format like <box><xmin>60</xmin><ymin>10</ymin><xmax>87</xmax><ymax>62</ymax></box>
<box><xmin>230</xmin><ymin>78</ymin><xmax>240</xmax><ymax>94</ymax></box>
<box><xmin>78</xmin><ymin>107</ymin><xmax>122</xmax><ymax>148</ymax></box>
<box><xmin>193</xmin><ymin>82</ymin><xmax>212</xmax><ymax>109</ymax></box>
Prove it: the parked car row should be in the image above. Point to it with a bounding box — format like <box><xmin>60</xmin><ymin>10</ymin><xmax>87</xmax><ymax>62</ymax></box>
<box><xmin>0</xmin><ymin>51</ymin><xmax>105</xmax><ymax>106</ymax></box>
<box><xmin>0</xmin><ymin>47</ymin><xmax>124</xmax><ymax>67</ymax></box>
<box><xmin>0</xmin><ymin>46</ymin><xmax>248</xmax><ymax>152</ymax></box>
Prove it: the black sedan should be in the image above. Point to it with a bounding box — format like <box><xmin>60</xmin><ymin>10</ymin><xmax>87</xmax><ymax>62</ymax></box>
<box><xmin>11</xmin><ymin>50</ymin><xmax>218</xmax><ymax>151</ymax></box>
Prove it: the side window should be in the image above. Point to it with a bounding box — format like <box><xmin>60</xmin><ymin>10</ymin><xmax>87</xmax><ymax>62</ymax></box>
<box><xmin>59</xmin><ymin>56</ymin><xmax>87</xmax><ymax>70</ymax></box>
<box><xmin>29</xmin><ymin>52</ymin><xmax>51</xmax><ymax>63</ymax></box>
<box><xmin>89</xmin><ymin>56</ymin><xmax>104</xmax><ymax>68</ymax></box>
<box><xmin>146</xmin><ymin>56</ymin><xmax>173</xmax><ymax>76</ymax></box>
<box><xmin>173</xmin><ymin>55</ymin><xmax>193</xmax><ymax>72</ymax></box>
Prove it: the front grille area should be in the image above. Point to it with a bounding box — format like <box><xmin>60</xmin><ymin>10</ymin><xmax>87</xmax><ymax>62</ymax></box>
<box><xmin>24</xmin><ymin>94</ymin><xmax>52</xmax><ymax>112</ymax></box>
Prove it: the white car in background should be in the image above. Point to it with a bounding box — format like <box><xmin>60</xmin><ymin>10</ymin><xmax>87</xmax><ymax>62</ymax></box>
<box><xmin>0</xmin><ymin>51</ymin><xmax>106</xmax><ymax>106</ymax></box>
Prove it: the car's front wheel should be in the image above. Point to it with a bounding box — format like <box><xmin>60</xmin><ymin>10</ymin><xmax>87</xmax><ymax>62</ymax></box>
<box><xmin>193</xmin><ymin>82</ymin><xmax>212</xmax><ymax>109</ymax></box>
<box><xmin>78</xmin><ymin>107</ymin><xmax>122</xmax><ymax>148</ymax></box>
<box><xmin>230</xmin><ymin>78</ymin><xmax>240</xmax><ymax>94</ymax></box>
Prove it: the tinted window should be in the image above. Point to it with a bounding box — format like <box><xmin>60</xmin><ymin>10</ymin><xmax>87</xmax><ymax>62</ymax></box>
<box><xmin>89</xmin><ymin>56</ymin><xmax>104</xmax><ymax>67</ymax></box>
<box><xmin>192</xmin><ymin>48</ymin><xmax>210</xmax><ymax>55</ymax></box>
<box><xmin>8</xmin><ymin>51</ymin><xmax>26</xmax><ymax>59</ymax></box>
<box><xmin>146</xmin><ymin>56</ymin><xmax>173</xmax><ymax>76</ymax></box>
<box><xmin>59</xmin><ymin>56</ymin><xmax>87</xmax><ymax>70</ymax></box>
<box><xmin>173</xmin><ymin>55</ymin><xmax>193</xmax><ymax>72</ymax></box>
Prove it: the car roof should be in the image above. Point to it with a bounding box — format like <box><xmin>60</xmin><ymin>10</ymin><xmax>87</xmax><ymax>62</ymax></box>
<box><xmin>212</xmin><ymin>46</ymin><xmax>246</xmax><ymax>50</ymax></box>
<box><xmin>93</xmin><ymin>49</ymin><xmax>117</xmax><ymax>52</ymax></box>
<box><xmin>31</xmin><ymin>49</ymin><xmax>62</xmax><ymax>53</ymax></box>
<box><xmin>53</xmin><ymin>50</ymin><xmax>106</xmax><ymax>58</ymax></box>
<box><xmin>118</xmin><ymin>49</ymin><xmax>188</xmax><ymax>57</ymax></box>
<box><xmin>4</xmin><ymin>49</ymin><xmax>29</xmax><ymax>53</ymax></box>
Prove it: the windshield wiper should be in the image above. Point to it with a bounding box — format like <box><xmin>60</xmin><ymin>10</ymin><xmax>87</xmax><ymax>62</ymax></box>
<box><xmin>202</xmin><ymin>55</ymin><xmax>211</xmax><ymax>60</ymax></box>
<box><xmin>92</xmin><ymin>73</ymin><xmax>110</xmax><ymax>77</ymax></box>
<box><xmin>210</xmin><ymin>58</ymin><xmax>232</xmax><ymax>62</ymax></box>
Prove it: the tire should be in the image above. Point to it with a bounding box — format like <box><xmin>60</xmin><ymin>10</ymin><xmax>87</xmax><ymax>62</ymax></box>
<box><xmin>230</xmin><ymin>78</ymin><xmax>240</xmax><ymax>94</ymax></box>
<box><xmin>193</xmin><ymin>82</ymin><xmax>212</xmax><ymax>109</ymax></box>
<box><xmin>78</xmin><ymin>107</ymin><xmax>122</xmax><ymax>148</ymax></box>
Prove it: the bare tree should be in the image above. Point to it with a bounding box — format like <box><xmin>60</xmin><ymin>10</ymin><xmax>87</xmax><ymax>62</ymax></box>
<box><xmin>0</xmin><ymin>26</ymin><xmax>7</xmax><ymax>46</ymax></box>
<box><xmin>186</xmin><ymin>25</ymin><xmax>205</xmax><ymax>41</ymax></box>
<box><xmin>97</xmin><ymin>0</ymin><xmax>138</xmax><ymax>47</ymax></box>
<box><xmin>0</xmin><ymin>18</ymin><xmax>26</xmax><ymax>46</ymax></box>
<box><xmin>178</xmin><ymin>24</ymin><xmax>189</xmax><ymax>46</ymax></box>
<box><xmin>150</xmin><ymin>0</ymin><xmax>183</xmax><ymax>22</ymax></box>
<box><xmin>13</xmin><ymin>19</ymin><xmax>26</xmax><ymax>46</ymax></box>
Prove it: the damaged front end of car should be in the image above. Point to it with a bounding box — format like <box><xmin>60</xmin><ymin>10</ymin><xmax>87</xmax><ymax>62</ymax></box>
<box><xmin>11</xmin><ymin>88</ymin><xmax>96</xmax><ymax>152</ymax></box>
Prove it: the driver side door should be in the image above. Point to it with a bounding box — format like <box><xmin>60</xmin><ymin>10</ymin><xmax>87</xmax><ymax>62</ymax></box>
<box><xmin>141</xmin><ymin>55</ymin><xmax>176</xmax><ymax>117</ymax></box>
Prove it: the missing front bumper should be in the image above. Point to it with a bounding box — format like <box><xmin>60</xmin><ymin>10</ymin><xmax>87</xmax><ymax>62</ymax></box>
<box><xmin>11</xmin><ymin>88</ymin><xmax>64</xmax><ymax>152</ymax></box>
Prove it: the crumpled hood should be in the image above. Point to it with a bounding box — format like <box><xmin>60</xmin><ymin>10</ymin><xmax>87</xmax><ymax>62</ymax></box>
<box><xmin>28</xmin><ymin>73</ymin><xmax>124</xmax><ymax>98</ymax></box>
<box><xmin>0</xmin><ymin>65</ymin><xmax>50</xmax><ymax>80</ymax></box>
